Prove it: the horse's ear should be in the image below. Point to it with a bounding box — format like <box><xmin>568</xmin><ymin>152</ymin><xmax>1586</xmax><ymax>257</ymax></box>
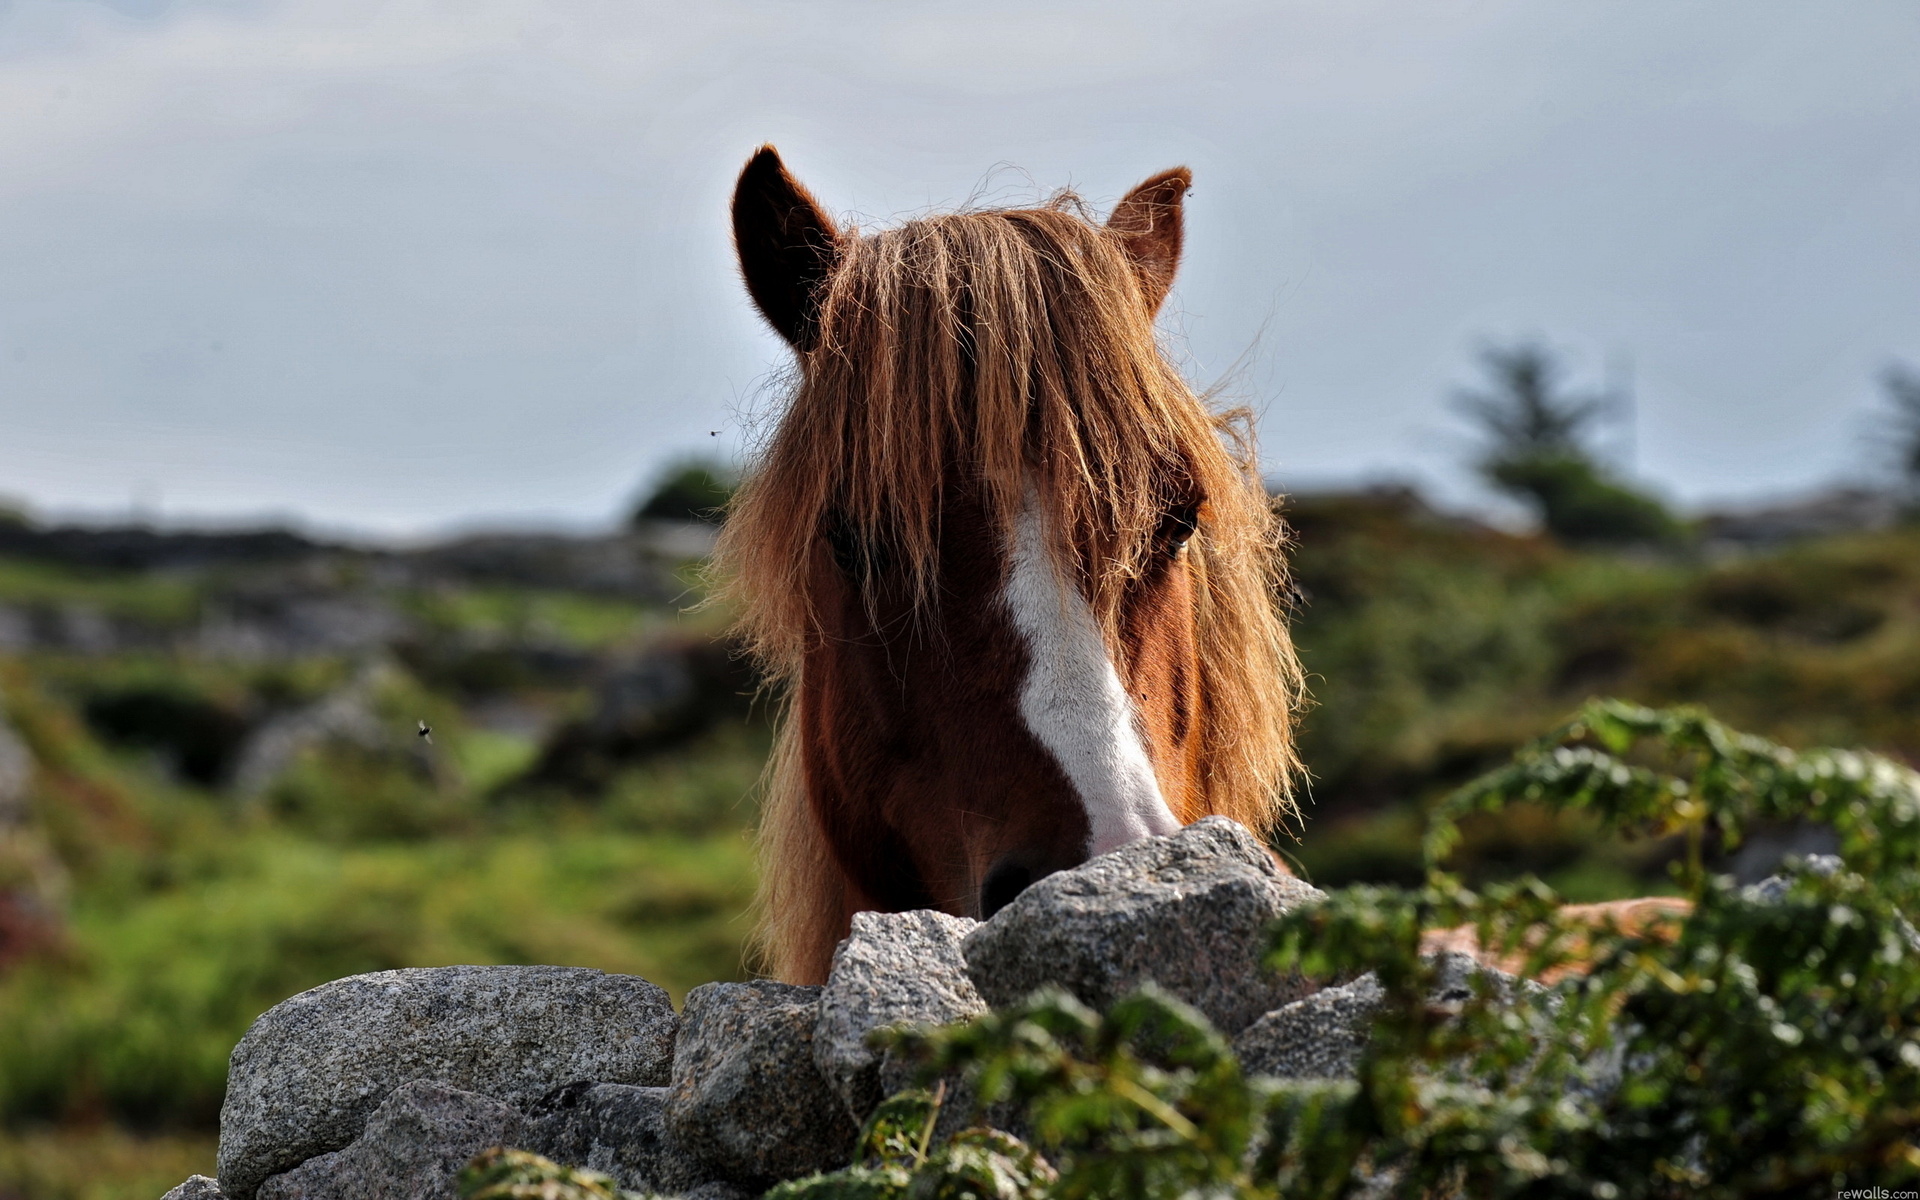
<box><xmin>1106</xmin><ymin>167</ymin><xmax>1191</xmax><ymax>315</ymax></box>
<box><xmin>732</xmin><ymin>145</ymin><xmax>843</xmax><ymax>350</ymax></box>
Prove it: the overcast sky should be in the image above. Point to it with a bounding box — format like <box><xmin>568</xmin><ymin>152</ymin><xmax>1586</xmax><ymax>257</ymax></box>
<box><xmin>0</xmin><ymin>0</ymin><xmax>1916</xmax><ymax>536</ymax></box>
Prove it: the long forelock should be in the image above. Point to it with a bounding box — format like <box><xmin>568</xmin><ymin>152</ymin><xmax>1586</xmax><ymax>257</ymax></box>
<box><xmin>715</xmin><ymin>195</ymin><xmax>1305</xmax><ymax>859</ymax></box>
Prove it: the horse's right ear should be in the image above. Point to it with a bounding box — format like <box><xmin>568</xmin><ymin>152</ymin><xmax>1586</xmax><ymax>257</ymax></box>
<box><xmin>732</xmin><ymin>146</ymin><xmax>843</xmax><ymax>350</ymax></box>
<box><xmin>1107</xmin><ymin>167</ymin><xmax>1191</xmax><ymax>316</ymax></box>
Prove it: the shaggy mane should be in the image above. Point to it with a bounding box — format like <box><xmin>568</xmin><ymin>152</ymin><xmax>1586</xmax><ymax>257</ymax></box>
<box><xmin>712</xmin><ymin>196</ymin><xmax>1307</xmax><ymax>980</ymax></box>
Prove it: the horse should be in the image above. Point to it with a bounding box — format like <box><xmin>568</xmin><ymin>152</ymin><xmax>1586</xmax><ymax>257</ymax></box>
<box><xmin>713</xmin><ymin>146</ymin><xmax>1306</xmax><ymax>984</ymax></box>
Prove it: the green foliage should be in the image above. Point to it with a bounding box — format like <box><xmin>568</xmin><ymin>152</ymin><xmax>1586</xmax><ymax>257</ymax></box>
<box><xmin>1285</xmin><ymin>496</ymin><xmax>1920</xmax><ymax>887</ymax></box>
<box><xmin>1452</xmin><ymin>341</ymin><xmax>1679</xmax><ymax>545</ymax></box>
<box><xmin>1427</xmin><ymin>698</ymin><xmax>1920</xmax><ymax>884</ymax></box>
<box><xmin>791</xmin><ymin>702</ymin><xmax>1920</xmax><ymax>1197</ymax></box>
<box><xmin>0</xmin><ymin>636</ymin><xmax>758</xmax><ymax>1132</ymax></box>
<box><xmin>1261</xmin><ymin>872</ymin><xmax>1920</xmax><ymax>1194</ymax></box>
<box><xmin>633</xmin><ymin>459</ymin><xmax>736</xmax><ymax>526</ymax></box>
<box><xmin>768</xmin><ymin>1086</ymin><xmax>1055</xmax><ymax>1199</ymax></box>
<box><xmin>459</xmin><ymin>1147</ymin><xmax>633</xmax><ymax>1199</ymax></box>
<box><xmin>1452</xmin><ymin>342</ymin><xmax>1608</xmax><ymax>457</ymax></box>
<box><xmin>1487</xmin><ymin>453</ymin><xmax>1682</xmax><ymax>546</ymax></box>
<box><xmin>1883</xmin><ymin>361</ymin><xmax>1920</xmax><ymax>504</ymax></box>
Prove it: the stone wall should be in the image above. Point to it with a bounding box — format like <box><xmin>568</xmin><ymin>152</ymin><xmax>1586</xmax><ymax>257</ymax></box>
<box><xmin>160</xmin><ymin>817</ymin><xmax>1511</xmax><ymax>1200</ymax></box>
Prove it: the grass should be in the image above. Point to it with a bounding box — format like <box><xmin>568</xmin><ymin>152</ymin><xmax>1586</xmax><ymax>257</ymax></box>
<box><xmin>0</xmin><ymin>822</ymin><xmax>756</xmax><ymax>1128</ymax></box>
<box><xmin>401</xmin><ymin>586</ymin><xmax>675</xmax><ymax>651</ymax></box>
<box><xmin>0</xmin><ymin>560</ymin><xmax>202</xmax><ymax>630</ymax></box>
<box><xmin>0</xmin><ymin>1126</ymin><xmax>217</xmax><ymax>1200</ymax></box>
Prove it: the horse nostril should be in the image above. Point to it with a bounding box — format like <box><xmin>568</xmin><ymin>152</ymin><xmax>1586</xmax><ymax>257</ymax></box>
<box><xmin>980</xmin><ymin>862</ymin><xmax>1034</xmax><ymax>920</ymax></box>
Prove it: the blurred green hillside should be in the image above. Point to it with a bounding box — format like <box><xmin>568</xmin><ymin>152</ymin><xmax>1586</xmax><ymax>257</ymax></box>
<box><xmin>2</xmin><ymin>485</ymin><xmax>1918</xmax><ymax>1197</ymax></box>
<box><xmin>1282</xmin><ymin>486</ymin><xmax>1920</xmax><ymax>894</ymax></box>
<box><xmin>0</xmin><ymin>516</ymin><xmax>766</xmax><ymax>1199</ymax></box>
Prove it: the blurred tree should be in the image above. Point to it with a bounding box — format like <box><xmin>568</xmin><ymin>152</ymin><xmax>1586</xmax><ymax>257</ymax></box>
<box><xmin>631</xmin><ymin>459</ymin><xmax>736</xmax><ymax>526</ymax></box>
<box><xmin>1454</xmin><ymin>341</ymin><xmax>1680</xmax><ymax>545</ymax></box>
<box><xmin>1880</xmin><ymin>361</ymin><xmax>1920</xmax><ymax>510</ymax></box>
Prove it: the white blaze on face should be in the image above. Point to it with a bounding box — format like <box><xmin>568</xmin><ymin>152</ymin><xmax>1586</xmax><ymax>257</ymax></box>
<box><xmin>1003</xmin><ymin>489</ymin><xmax>1182</xmax><ymax>857</ymax></box>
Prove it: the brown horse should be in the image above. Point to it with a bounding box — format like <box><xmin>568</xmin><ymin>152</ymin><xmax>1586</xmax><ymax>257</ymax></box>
<box><xmin>715</xmin><ymin>146</ymin><xmax>1306</xmax><ymax>984</ymax></box>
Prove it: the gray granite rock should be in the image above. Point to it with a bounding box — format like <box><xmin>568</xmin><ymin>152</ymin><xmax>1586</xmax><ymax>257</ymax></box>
<box><xmin>0</xmin><ymin>711</ymin><xmax>31</xmax><ymax>827</ymax></box>
<box><xmin>254</xmin><ymin>1080</ymin><xmax>522</xmax><ymax>1200</ymax></box>
<box><xmin>816</xmin><ymin>910</ymin><xmax>987</xmax><ymax>1121</ymax></box>
<box><xmin>1234</xmin><ymin>974</ymin><xmax>1385</xmax><ymax>1079</ymax></box>
<box><xmin>1743</xmin><ymin>853</ymin><xmax>1844</xmax><ymax>902</ymax></box>
<box><xmin>161</xmin><ymin>1177</ymin><xmax>229</xmax><ymax>1200</ymax></box>
<box><xmin>667</xmin><ymin>981</ymin><xmax>858</xmax><ymax>1188</ymax></box>
<box><xmin>1727</xmin><ymin>823</ymin><xmax>1841</xmax><ymax>884</ymax></box>
<box><xmin>1425</xmin><ymin>950</ymin><xmax>1534</xmax><ymax>1010</ymax></box>
<box><xmin>218</xmin><ymin>965</ymin><xmax>676</xmax><ymax>1200</ymax></box>
<box><xmin>1236</xmin><ymin>952</ymin><xmax>1538</xmax><ymax>1081</ymax></box>
<box><xmin>963</xmin><ymin>817</ymin><xmax>1324</xmax><ymax>1035</ymax></box>
<box><xmin>1742</xmin><ymin>854</ymin><xmax>1920</xmax><ymax>952</ymax></box>
<box><xmin>523</xmin><ymin>1081</ymin><xmax>700</xmax><ymax>1195</ymax></box>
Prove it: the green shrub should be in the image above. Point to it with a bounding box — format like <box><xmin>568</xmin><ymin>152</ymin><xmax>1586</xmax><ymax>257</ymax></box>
<box><xmin>633</xmin><ymin>460</ymin><xmax>736</xmax><ymax>526</ymax></box>
<box><xmin>767</xmin><ymin>1088</ymin><xmax>1055</xmax><ymax>1200</ymax></box>
<box><xmin>1487</xmin><ymin>453</ymin><xmax>1682</xmax><ymax>546</ymax></box>
<box><xmin>459</xmin><ymin>1147</ymin><xmax>630</xmax><ymax>1199</ymax></box>
<box><xmin>1449</xmin><ymin>340</ymin><xmax>1680</xmax><ymax>547</ymax></box>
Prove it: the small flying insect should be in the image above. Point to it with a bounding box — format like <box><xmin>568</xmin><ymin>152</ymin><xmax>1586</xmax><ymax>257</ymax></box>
<box><xmin>417</xmin><ymin>720</ymin><xmax>432</xmax><ymax>745</ymax></box>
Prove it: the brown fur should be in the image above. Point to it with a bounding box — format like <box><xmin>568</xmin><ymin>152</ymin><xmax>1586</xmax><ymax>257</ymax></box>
<box><xmin>715</xmin><ymin>148</ymin><xmax>1307</xmax><ymax>982</ymax></box>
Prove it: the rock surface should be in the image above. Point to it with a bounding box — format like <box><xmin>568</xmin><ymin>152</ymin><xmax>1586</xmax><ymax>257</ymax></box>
<box><xmin>254</xmin><ymin>1080</ymin><xmax>522</xmax><ymax>1200</ymax></box>
<box><xmin>1235</xmin><ymin>974</ymin><xmax>1385</xmax><ymax>1079</ymax></box>
<box><xmin>963</xmin><ymin>817</ymin><xmax>1324</xmax><ymax>1035</ymax></box>
<box><xmin>667</xmin><ymin>981</ymin><xmax>858</xmax><ymax>1188</ymax></box>
<box><xmin>1236</xmin><ymin>953</ymin><xmax>1537</xmax><ymax>1080</ymax></box>
<box><xmin>1424</xmin><ymin>949</ymin><xmax>1531</xmax><ymax>1009</ymax></box>
<box><xmin>523</xmin><ymin>1081</ymin><xmax>699</xmax><ymax>1195</ymax></box>
<box><xmin>218</xmin><ymin>965</ymin><xmax>676</xmax><ymax>1200</ymax></box>
<box><xmin>0</xmin><ymin>712</ymin><xmax>30</xmax><ymax>826</ymax></box>
<box><xmin>815</xmin><ymin>909</ymin><xmax>987</xmax><ymax>1121</ymax></box>
<box><xmin>1743</xmin><ymin>852</ymin><xmax>1845</xmax><ymax>902</ymax></box>
<box><xmin>161</xmin><ymin>1177</ymin><xmax>229</xmax><ymax>1200</ymax></box>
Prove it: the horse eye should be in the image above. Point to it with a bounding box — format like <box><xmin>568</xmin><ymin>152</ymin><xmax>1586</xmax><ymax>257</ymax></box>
<box><xmin>1158</xmin><ymin>501</ymin><xmax>1201</xmax><ymax>555</ymax></box>
<box><xmin>824</xmin><ymin>515</ymin><xmax>864</xmax><ymax>576</ymax></box>
<box><xmin>825</xmin><ymin>513</ymin><xmax>893</xmax><ymax>577</ymax></box>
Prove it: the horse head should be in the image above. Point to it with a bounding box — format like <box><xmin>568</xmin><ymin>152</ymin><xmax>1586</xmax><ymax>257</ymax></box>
<box><xmin>716</xmin><ymin>146</ymin><xmax>1304</xmax><ymax>982</ymax></box>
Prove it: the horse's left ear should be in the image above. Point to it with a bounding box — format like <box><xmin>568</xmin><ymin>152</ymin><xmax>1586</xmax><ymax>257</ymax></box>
<box><xmin>1107</xmin><ymin>167</ymin><xmax>1191</xmax><ymax>315</ymax></box>
<box><xmin>732</xmin><ymin>145</ymin><xmax>844</xmax><ymax>350</ymax></box>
